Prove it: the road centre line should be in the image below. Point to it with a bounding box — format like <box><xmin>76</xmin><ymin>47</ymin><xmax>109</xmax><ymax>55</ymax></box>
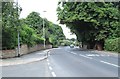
<box><xmin>51</xmin><ymin>72</ymin><xmax>56</xmax><ymax>77</ymax></box>
<box><xmin>49</xmin><ymin>66</ymin><xmax>53</xmax><ymax>70</ymax></box>
<box><xmin>79</xmin><ymin>54</ymin><xmax>93</xmax><ymax>59</ymax></box>
<box><xmin>86</xmin><ymin>54</ymin><xmax>99</xmax><ymax>57</ymax></box>
<box><xmin>48</xmin><ymin>62</ymin><xmax>50</xmax><ymax>65</ymax></box>
<box><xmin>47</xmin><ymin>59</ymin><xmax>49</xmax><ymax>62</ymax></box>
<box><xmin>100</xmin><ymin>61</ymin><xmax>119</xmax><ymax>68</ymax></box>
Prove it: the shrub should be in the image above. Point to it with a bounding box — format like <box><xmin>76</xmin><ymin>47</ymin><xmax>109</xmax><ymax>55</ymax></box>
<box><xmin>20</xmin><ymin>24</ymin><xmax>44</xmax><ymax>47</ymax></box>
<box><xmin>104</xmin><ymin>38</ymin><xmax>120</xmax><ymax>53</ymax></box>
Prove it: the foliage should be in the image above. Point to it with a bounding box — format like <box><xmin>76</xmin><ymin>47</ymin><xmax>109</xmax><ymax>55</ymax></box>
<box><xmin>20</xmin><ymin>24</ymin><xmax>44</xmax><ymax>47</ymax></box>
<box><xmin>2</xmin><ymin>2</ymin><xmax>65</xmax><ymax>49</ymax></box>
<box><xmin>2</xmin><ymin>27</ymin><xmax>17</xmax><ymax>49</ymax></box>
<box><xmin>104</xmin><ymin>38</ymin><xmax>120</xmax><ymax>53</ymax></box>
<box><xmin>25</xmin><ymin>12</ymin><xmax>65</xmax><ymax>47</ymax></box>
<box><xmin>2</xmin><ymin>2</ymin><xmax>21</xmax><ymax>49</ymax></box>
<box><xmin>48</xmin><ymin>22</ymin><xmax>65</xmax><ymax>47</ymax></box>
<box><xmin>57</xmin><ymin>2</ymin><xmax>120</xmax><ymax>50</ymax></box>
<box><xmin>60</xmin><ymin>39</ymin><xmax>74</xmax><ymax>46</ymax></box>
<box><xmin>25</xmin><ymin>12</ymin><xmax>43</xmax><ymax>33</ymax></box>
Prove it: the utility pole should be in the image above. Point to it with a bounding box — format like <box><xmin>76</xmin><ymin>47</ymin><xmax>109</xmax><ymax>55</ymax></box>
<box><xmin>43</xmin><ymin>11</ymin><xmax>46</xmax><ymax>49</ymax></box>
<box><xmin>17</xmin><ymin>0</ymin><xmax>20</xmax><ymax>57</ymax></box>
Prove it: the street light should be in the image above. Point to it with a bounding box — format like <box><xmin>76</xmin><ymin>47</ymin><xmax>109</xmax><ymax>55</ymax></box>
<box><xmin>43</xmin><ymin>11</ymin><xmax>46</xmax><ymax>49</ymax></box>
<box><xmin>16</xmin><ymin>0</ymin><xmax>22</xmax><ymax>57</ymax></box>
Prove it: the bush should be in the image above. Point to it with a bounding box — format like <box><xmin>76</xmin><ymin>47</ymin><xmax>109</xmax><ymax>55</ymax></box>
<box><xmin>20</xmin><ymin>24</ymin><xmax>44</xmax><ymax>47</ymax></box>
<box><xmin>104</xmin><ymin>38</ymin><xmax>120</xmax><ymax>53</ymax></box>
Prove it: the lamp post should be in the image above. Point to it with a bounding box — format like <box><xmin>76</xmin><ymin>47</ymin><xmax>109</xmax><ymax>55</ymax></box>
<box><xmin>43</xmin><ymin>11</ymin><xmax>46</xmax><ymax>49</ymax></box>
<box><xmin>16</xmin><ymin>0</ymin><xmax>21</xmax><ymax>57</ymax></box>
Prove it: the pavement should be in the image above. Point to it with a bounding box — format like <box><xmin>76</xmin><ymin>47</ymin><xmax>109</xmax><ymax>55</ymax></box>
<box><xmin>0</xmin><ymin>49</ymin><xmax>51</xmax><ymax>66</ymax></box>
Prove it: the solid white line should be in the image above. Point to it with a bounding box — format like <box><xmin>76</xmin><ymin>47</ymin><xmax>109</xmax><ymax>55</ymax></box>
<box><xmin>49</xmin><ymin>66</ymin><xmax>53</xmax><ymax>70</ymax></box>
<box><xmin>51</xmin><ymin>72</ymin><xmax>56</xmax><ymax>77</ymax></box>
<box><xmin>100</xmin><ymin>61</ymin><xmax>119</xmax><ymax>67</ymax></box>
<box><xmin>79</xmin><ymin>54</ymin><xmax>93</xmax><ymax>59</ymax></box>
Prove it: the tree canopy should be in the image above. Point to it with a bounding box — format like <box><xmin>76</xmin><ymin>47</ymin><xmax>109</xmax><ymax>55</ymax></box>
<box><xmin>2</xmin><ymin>2</ymin><xmax>65</xmax><ymax>49</ymax></box>
<box><xmin>2</xmin><ymin>2</ymin><xmax>22</xmax><ymax>49</ymax></box>
<box><xmin>57</xmin><ymin>2</ymin><xmax>120</xmax><ymax>50</ymax></box>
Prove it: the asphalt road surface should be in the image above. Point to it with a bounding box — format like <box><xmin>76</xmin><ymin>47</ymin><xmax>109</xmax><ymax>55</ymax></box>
<box><xmin>2</xmin><ymin>46</ymin><xmax>119</xmax><ymax>77</ymax></box>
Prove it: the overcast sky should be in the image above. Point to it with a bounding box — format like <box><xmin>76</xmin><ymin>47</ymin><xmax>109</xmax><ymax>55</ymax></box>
<box><xmin>17</xmin><ymin>0</ymin><xmax>76</xmax><ymax>39</ymax></box>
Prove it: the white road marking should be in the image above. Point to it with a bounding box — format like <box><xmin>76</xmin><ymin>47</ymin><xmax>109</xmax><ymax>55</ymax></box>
<box><xmin>47</xmin><ymin>59</ymin><xmax>49</xmax><ymax>62</ymax></box>
<box><xmin>101</xmin><ymin>54</ymin><xmax>105</xmax><ymax>56</ymax></box>
<box><xmin>86</xmin><ymin>54</ymin><xmax>100</xmax><ymax>57</ymax></box>
<box><xmin>49</xmin><ymin>66</ymin><xmax>53</xmax><ymax>70</ymax></box>
<box><xmin>51</xmin><ymin>72</ymin><xmax>56</xmax><ymax>77</ymax></box>
<box><xmin>86</xmin><ymin>54</ymin><xmax>96</xmax><ymax>57</ymax></box>
<box><xmin>48</xmin><ymin>63</ymin><xmax>50</xmax><ymax>65</ymax></box>
<box><xmin>95</xmin><ymin>54</ymin><xmax>100</xmax><ymax>56</ymax></box>
<box><xmin>70</xmin><ymin>52</ymin><xmax>77</xmax><ymax>55</ymax></box>
<box><xmin>100</xmin><ymin>61</ymin><xmax>119</xmax><ymax>67</ymax></box>
<box><xmin>79</xmin><ymin>54</ymin><xmax>93</xmax><ymax>59</ymax></box>
<box><xmin>86</xmin><ymin>54</ymin><xmax>110</xmax><ymax>57</ymax></box>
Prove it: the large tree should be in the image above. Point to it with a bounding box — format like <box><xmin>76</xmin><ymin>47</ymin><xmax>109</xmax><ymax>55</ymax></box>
<box><xmin>57</xmin><ymin>2</ymin><xmax>120</xmax><ymax>50</ymax></box>
<box><xmin>2</xmin><ymin>2</ymin><xmax>22</xmax><ymax>49</ymax></box>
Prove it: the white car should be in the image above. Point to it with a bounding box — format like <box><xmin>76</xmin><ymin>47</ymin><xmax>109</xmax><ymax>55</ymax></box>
<box><xmin>70</xmin><ymin>44</ymin><xmax>74</xmax><ymax>48</ymax></box>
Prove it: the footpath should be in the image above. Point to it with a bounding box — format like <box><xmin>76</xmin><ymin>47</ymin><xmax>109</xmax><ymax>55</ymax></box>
<box><xmin>0</xmin><ymin>49</ymin><xmax>51</xmax><ymax>66</ymax></box>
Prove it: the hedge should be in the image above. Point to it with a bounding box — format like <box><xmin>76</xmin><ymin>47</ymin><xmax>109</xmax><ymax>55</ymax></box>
<box><xmin>104</xmin><ymin>38</ymin><xmax>120</xmax><ymax>53</ymax></box>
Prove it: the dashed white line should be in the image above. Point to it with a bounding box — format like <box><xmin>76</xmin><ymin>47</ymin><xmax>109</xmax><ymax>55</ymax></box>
<box><xmin>49</xmin><ymin>66</ymin><xmax>53</xmax><ymax>70</ymax></box>
<box><xmin>46</xmin><ymin>59</ymin><xmax>57</xmax><ymax>77</ymax></box>
<box><xmin>90</xmin><ymin>54</ymin><xmax>99</xmax><ymax>57</ymax></box>
<box><xmin>70</xmin><ymin>52</ymin><xmax>77</xmax><ymax>55</ymax></box>
<box><xmin>51</xmin><ymin>72</ymin><xmax>56</xmax><ymax>77</ymax></box>
<box><xmin>48</xmin><ymin>62</ymin><xmax>50</xmax><ymax>65</ymax></box>
<box><xmin>79</xmin><ymin>54</ymin><xmax>93</xmax><ymax>59</ymax></box>
<box><xmin>100</xmin><ymin>61</ymin><xmax>119</xmax><ymax>67</ymax></box>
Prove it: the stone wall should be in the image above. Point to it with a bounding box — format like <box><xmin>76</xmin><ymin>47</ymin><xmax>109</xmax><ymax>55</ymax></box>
<box><xmin>1</xmin><ymin>50</ymin><xmax>16</xmax><ymax>58</ymax></box>
<box><xmin>1</xmin><ymin>44</ymin><xmax>52</xmax><ymax>59</ymax></box>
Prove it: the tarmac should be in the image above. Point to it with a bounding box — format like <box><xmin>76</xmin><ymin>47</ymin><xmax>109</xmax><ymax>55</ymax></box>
<box><xmin>0</xmin><ymin>49</ymin><xmax>51</xmax><ymax>66</ymax></box>
<box><xmin>0</xmin><ymin>47</ymin><xmax>118</xmax><ymax>67</ymax></box>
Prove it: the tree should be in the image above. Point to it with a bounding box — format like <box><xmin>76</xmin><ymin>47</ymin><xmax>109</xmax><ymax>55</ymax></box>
<box><xmin>57</xmin><ymin>2</ymin><xmax>120</xmax><ymax>50</ymax></box>
<box><xmin>2</xmin><ymin>2</ymin><xmax>65</xmax><ymax>49</ymax></box>
<box><xmin>25</xmin><ymin>12</ymin><xmax>43</xmax><ymax>34</ymax></box>
<box><xmin>2</xmin><ymin>2</ymin><xmax>22</xmax><ymax>49</ymax></box>
<box><xmin>48</xmin><ymin>22</ymin><xmax>65</xmax><ymax>47</ymax></box>
<box><xmin>22</xmin><ymin>11</ymin><xmax>65</xmax><ymax>47</ymax></box>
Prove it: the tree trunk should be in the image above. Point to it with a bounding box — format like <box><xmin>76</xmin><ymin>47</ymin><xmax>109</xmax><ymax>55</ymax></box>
<box><xmin>94</xmin><ymin>42</ymin><xmax>103</xmax><ymax>51</ymax></box>
<box><xmin>96</xmin><ymin>44</ymin><xmax>103</xmax><ymax>51</ymax></box>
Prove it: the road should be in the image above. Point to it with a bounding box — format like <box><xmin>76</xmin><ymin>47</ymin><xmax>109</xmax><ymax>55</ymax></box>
<box><xmin>2</xmin><ymin>46</ymin><xmax>119</xmax><ymax>77</ymax></box>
